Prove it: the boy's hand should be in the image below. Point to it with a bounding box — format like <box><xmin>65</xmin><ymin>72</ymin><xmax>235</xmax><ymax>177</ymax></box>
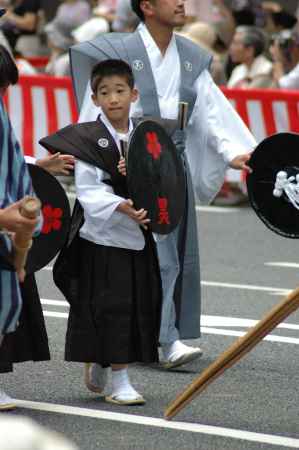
<box><xmin>117</xmin><ymin>199</ymin><xmax>150</xmax><ymax>229</ymax></box>
<box><xmin>117</xmin><ymin>157</ymin><xmax>127</xmax><ymax>176</ymax></box>
<box><xmin>0</xmin><ymin>201</ymin><xmax>38</xmax><ymax>233</ymax></box>
<box><xmin>36</xmin><ymin>153</ymin><xmax>75</xmax><ymax>176</ymax></box>
<box><xmin>229</xmin><ymin>153</ymin><xmax>252</xmax><ymax>173</ymax></box>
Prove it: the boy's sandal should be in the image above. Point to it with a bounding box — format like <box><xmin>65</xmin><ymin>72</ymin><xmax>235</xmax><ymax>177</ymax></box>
<box><xmin>84</xmin><ymin>363</ymin><xmax>106</xmax><ymax>394</ymax></box>
<box><xmin>105</xmin><ymin>394</ymin><xmax>146</xmax><ymax>406</ymax></box>
<box><xmin>0</xmin><ymin>402</ymin><xmax>16</xmax><ymax>411</ymax></box>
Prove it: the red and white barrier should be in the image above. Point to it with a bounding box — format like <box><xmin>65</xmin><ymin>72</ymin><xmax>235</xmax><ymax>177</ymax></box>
<box><xmin>5</xmin><ymin>77</ymin><xmax>299</xmax><ymax>179</ymax></box>
<box><xmin>5</xmin><ymin>75</ymin><xmax>78</xmax><ymax>159</ymax></box>
<box><xmin>222</xmin><ymin>87</ymin><xmax>299</xmax><ymax>142</ymax></box>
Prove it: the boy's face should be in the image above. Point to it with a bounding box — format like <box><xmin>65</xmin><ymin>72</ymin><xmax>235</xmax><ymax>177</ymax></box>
<box><xmin>92</xmin><ymin>75</ymin><xmax>138</xmax><ymax>126</ymax></box>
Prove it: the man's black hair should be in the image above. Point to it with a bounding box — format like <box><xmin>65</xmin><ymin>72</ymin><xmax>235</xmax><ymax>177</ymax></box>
<box><xmin>0</xmin><ymin>45</ymin><xmax>18</xmax><ymax>88</ymax></box>
<box><xmin>131</xmin><ymin>0</ymin><xmax>145</xmax><ymax>22</ymax></box>
<box><xmin>90</xmin><ymin>59</ymin><xmax>135</xmax><ymax>94</ymax></box>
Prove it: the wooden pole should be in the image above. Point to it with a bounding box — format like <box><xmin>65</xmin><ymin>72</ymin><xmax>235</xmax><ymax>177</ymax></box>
<box><xmin>164</xmin><ymin>286</ymin><xmax>299</xmax><ymax>420</ymax></box>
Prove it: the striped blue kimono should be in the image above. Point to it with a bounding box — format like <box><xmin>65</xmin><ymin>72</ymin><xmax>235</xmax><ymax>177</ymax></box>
<box><xmin>0</xmin><ymin>99</ymin><xmax>34</xmax><ymax>335</ymax></box>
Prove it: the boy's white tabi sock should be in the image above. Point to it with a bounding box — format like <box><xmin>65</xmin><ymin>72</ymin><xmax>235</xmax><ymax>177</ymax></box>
<box><xmin>111</xmin><ymin>368</ymin><xmax>141</xmax><ymax>400</ymax></box>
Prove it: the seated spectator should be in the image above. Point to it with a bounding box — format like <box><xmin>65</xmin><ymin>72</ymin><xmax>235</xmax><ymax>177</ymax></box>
<box><xmin>112</xmin><ymin>0</ymin><xmax>139</xmax><ymax>32</ymax></box>
<box><xmin>72</xmin><ymin>0</ymin><xmax>112</xmax><ymax>43</ymax></box>
<box><xmin>44</xmin><ymin>0</ymin><xmax>91</xmax><ymax>76</ymax></box>
<box><xmin>228</xmin><ymin>25</ymin><xmax>272</xmax><ymax>88</ymax></box>
<box><xmin>270</xmin><ymin>30</ymin><xmax>299</xmax><ymax>89</ymax></box>
<box><xmin>45</xmin><ymin>0</ymin><xmax>91</xmax><ymax>40</ymax></box>
<box><xmin>0</xmin><ymin>0</ymin><xmax>41</xmax><ymax>51</ymax></box>
<box><xmin>44</xmin><ymin>26</ymin><xmax>71</xmax><ymax>76</ymax></box>
<box><xmin>184</xmin><ymin>0</ymin><xmax>218</xmax><ymax>24</ymax></box>
<box><xmin>92</xmin><ymin>0</ymin><xmax>117</xmax><ymax>28</ymax></box>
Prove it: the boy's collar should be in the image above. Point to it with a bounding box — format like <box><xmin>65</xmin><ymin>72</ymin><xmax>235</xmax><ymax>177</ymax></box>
<box><xmin>97</xmin><ymin>112</ymin><xmax>133</xmax><ymax>138</ymax></box>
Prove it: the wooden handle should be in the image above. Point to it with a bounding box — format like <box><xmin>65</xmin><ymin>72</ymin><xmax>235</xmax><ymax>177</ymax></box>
<box><xmin>178</xmin><ymin>102</ymin><xmax>188</xmax><ymax>130</ymax></box>
<box><xmin>13</xmin><ymin>196</ymin><xmax>41</xmax><ymax>272</ymax></box>
<box><xmin>164</xmin><ymin>286</ymin><xmax>299</xmax><ymax>420</ymax></box>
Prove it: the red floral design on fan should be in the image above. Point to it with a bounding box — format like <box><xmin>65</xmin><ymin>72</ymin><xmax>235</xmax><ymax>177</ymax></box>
<box><xmin>158</xmin><ymin>197</ymin><xmax>170</xmax><ymax>225</ymax></box>
<box><xmin>146</xmin><ymin>132</ymin><xmax>162</xmax><ymax>160</ymax></box>
<box><xmin>42</xmin><ymin>205</ymin><xmax>63</xmax><ymax>234</ymax></box>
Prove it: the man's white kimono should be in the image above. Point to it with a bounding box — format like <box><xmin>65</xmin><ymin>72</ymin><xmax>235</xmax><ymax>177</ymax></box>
<box><xmin>78</xmin><ymin>23</ymin><xmax>257</xmax><ymax>344</ymax></box>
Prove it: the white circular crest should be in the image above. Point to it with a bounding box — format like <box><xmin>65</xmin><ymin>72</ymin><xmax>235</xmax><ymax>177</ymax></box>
<box><xmin>133</xmin><ymin>60</ymin><xmax>144</xmax><ymax>71</ymax></box>
<box><xmin>184</xmin><ymin>61</ymin><xmax>193</xmax><ymax>72</ymax></box>
<box><xmin>98</xmin><ymin>138</ymin><xmax>109</xmax><ymax>148</ymax></box>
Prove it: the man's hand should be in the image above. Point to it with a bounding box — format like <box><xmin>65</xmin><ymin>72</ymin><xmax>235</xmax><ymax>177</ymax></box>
<box><xmin>229</xmin><ymin>153</ymin><xmax>252</xmax><ymax>173</ymax></box>
<box><xmin>116</xmin><ymin>199</ymin><xmax>150</xmax><ymax>229</ymax></box>
<box><xmin>0</xmin><ymin>201</ymin><xmax>38</xmax><ymax>233</ymax></box>
<box><xmin>36</xmin><ymin>153</ymin><xmax>75</xmax><ymax>176</ymax></box>
<box><xmin>117</xmin><ymin>157</ymin><xmax>127</xmax><ymax>176</ymax></box>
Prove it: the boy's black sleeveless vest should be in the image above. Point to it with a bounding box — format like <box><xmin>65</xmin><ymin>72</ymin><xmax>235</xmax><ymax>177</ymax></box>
<box><xmin>51</xmin><ymin>120</ymin><xmax>129</xmax><ymax>309</ymax></box>
<box><xmin>70</xmin><ymin>30</ymin><xmax>212</xmax><ymax>121</ymax></box>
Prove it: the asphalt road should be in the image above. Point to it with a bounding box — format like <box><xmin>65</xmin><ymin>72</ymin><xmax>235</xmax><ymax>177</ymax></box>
<box><xmin>2</xmin><ymin>203</ymin><xmax>299</xmax><ymax>450</ymax></box>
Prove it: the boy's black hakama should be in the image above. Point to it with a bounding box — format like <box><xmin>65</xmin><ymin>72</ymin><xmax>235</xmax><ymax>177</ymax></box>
<box><xmin>65</xmin><ymin>234</ymin><xmax>161</xmax><ymax>366</ymax></box>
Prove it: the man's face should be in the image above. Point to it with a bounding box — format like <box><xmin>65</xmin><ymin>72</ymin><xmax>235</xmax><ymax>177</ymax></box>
<box><xmin>142</xmin><ymin>0</ymin><xmax>186</xmax><ymax>28</ymax></box>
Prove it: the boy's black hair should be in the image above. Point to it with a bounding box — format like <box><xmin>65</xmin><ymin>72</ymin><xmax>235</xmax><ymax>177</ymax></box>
<box><xmin>131</xmin><ymin>0</ymin><xmax>145</xmax><ymax>22</ymax></box>
<box><xmin>90</xmin><ymin>59</ymin><xmax>135</xmax><ymax>94</ymax></box>
<box><xmin>0</xmin><ymin>45</ymin><xmax>18</xmax><ymax>88</ymax></box>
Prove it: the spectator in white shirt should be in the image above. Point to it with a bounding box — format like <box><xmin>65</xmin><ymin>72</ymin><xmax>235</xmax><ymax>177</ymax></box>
<box><xmin>228</xmin><ymin>25</ymin><xmax>272</xmax><ymax>88</ymax></box>
<box><xmin>270</xmin><ymin>29</ymin><xmax>299</xmax><ymax>89</ymax></box>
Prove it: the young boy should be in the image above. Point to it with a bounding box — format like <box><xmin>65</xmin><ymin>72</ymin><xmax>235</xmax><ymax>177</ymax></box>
<box><xmin>47</xmin><ymin>59</ymin><xmax>162</xmax><ymax>405</ymax></box>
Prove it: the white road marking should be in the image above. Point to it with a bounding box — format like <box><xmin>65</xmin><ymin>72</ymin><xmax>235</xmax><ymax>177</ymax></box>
<box><xmin>41</xmin><ymin>299</ymin><xmax>69</xmax><ymax>307</ymax></box>
<box><xmin>201</xmin><ymin>327</ymin><xmax>299</xmax><ymax>345</ymax></box>
<box><xmin>202</xmin><ymin>315</ymin><xmax>299</xmax><ymax>330</ymax></box>
<box><xmin>196</xmin><ymin>205</ymin><xmax>242</xmax><ymax>213</ymax></box>
<box><xmin>44</xmin><ymin>311</ymin><xmax>68</xmax><ymax>318</ymax></box>
<box><xmin>265</xmin><ymin>262</ymin><xmax>299</xmax><ymax>269</ymax></box>
<box><xmin>42</xmin><ymin>310</ymin><xmax>299</xmax><ymax>344</ymax></box>
<box><xmin>202</xmin><ymin>280</ymin><xmax>291</xmax><ymax>295</ymax></box>
<box><xmin>14</xmin><ymin>400</ymin><xmax>299</xmax><ymax>448</ymax></box>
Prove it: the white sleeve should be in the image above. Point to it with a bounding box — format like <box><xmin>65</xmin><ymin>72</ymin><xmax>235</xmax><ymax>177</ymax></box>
<box><xmin>197</xmin><ymin>70</ymin><xmax>257</xmax><ymax>163</ymax></box>
<box><xmin>279</xmin><ymin>64</ymin><xmax>299</xmax><ymax>90</ymax></box>
<box><xmin>186</xmin><ymin>70</ymin><xmax>257</xmax><ymax>204</ymax></box>
<box><xmin>75</xmin><ymin>159</ymin><xmax>124</xmax><ymax>232</ymax></box>
<box><xmin>25</xmin><ymin>155</ymin><xmax>37</xmax><ymax>164</ymax></box>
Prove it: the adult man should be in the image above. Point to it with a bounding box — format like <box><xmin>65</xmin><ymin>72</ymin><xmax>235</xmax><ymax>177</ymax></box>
<box><xmin>228</xmin><ymin>25</ymin><xmax>272</xmax><ymax>88</ymax></box>
<box><xmin>70</xmin><ymin>0</ymin><xmax>256</xmax><ymax>380</ymax></box>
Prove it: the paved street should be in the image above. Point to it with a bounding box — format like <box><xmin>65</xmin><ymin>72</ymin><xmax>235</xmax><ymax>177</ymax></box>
<box><xmin>2</xmin><ymin>203</ymin><xmax>299</xmax><ymax>449</ymax></box>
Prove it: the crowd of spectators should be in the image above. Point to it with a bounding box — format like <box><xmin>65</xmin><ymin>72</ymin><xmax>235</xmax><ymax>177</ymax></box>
<box><xmin>0</xmin><ymin>0</ymin><xmax>298</xmax><ymax>89</ymax></box>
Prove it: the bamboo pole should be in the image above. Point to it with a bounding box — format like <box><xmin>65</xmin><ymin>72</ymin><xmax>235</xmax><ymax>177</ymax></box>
<box><xmin>164</xmin><ymin>286</ymin><xmax>299</xmax><ymax>420</ymax></box>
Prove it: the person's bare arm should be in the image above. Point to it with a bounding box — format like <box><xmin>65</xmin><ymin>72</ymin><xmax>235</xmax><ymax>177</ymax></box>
<box><xmin>36</xmin><ymin>153</ymin><xmax>75</xmax><ymax>176</ymax></box>
<box><xmin>229</xmin><ymin>153</ymin><xmax>252</xmax><ymax>172</ymax></box>
<box><xmin>116</xmin><ymin>199</ymin><xmax>150</xmax><ymax>229</ymax></box>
